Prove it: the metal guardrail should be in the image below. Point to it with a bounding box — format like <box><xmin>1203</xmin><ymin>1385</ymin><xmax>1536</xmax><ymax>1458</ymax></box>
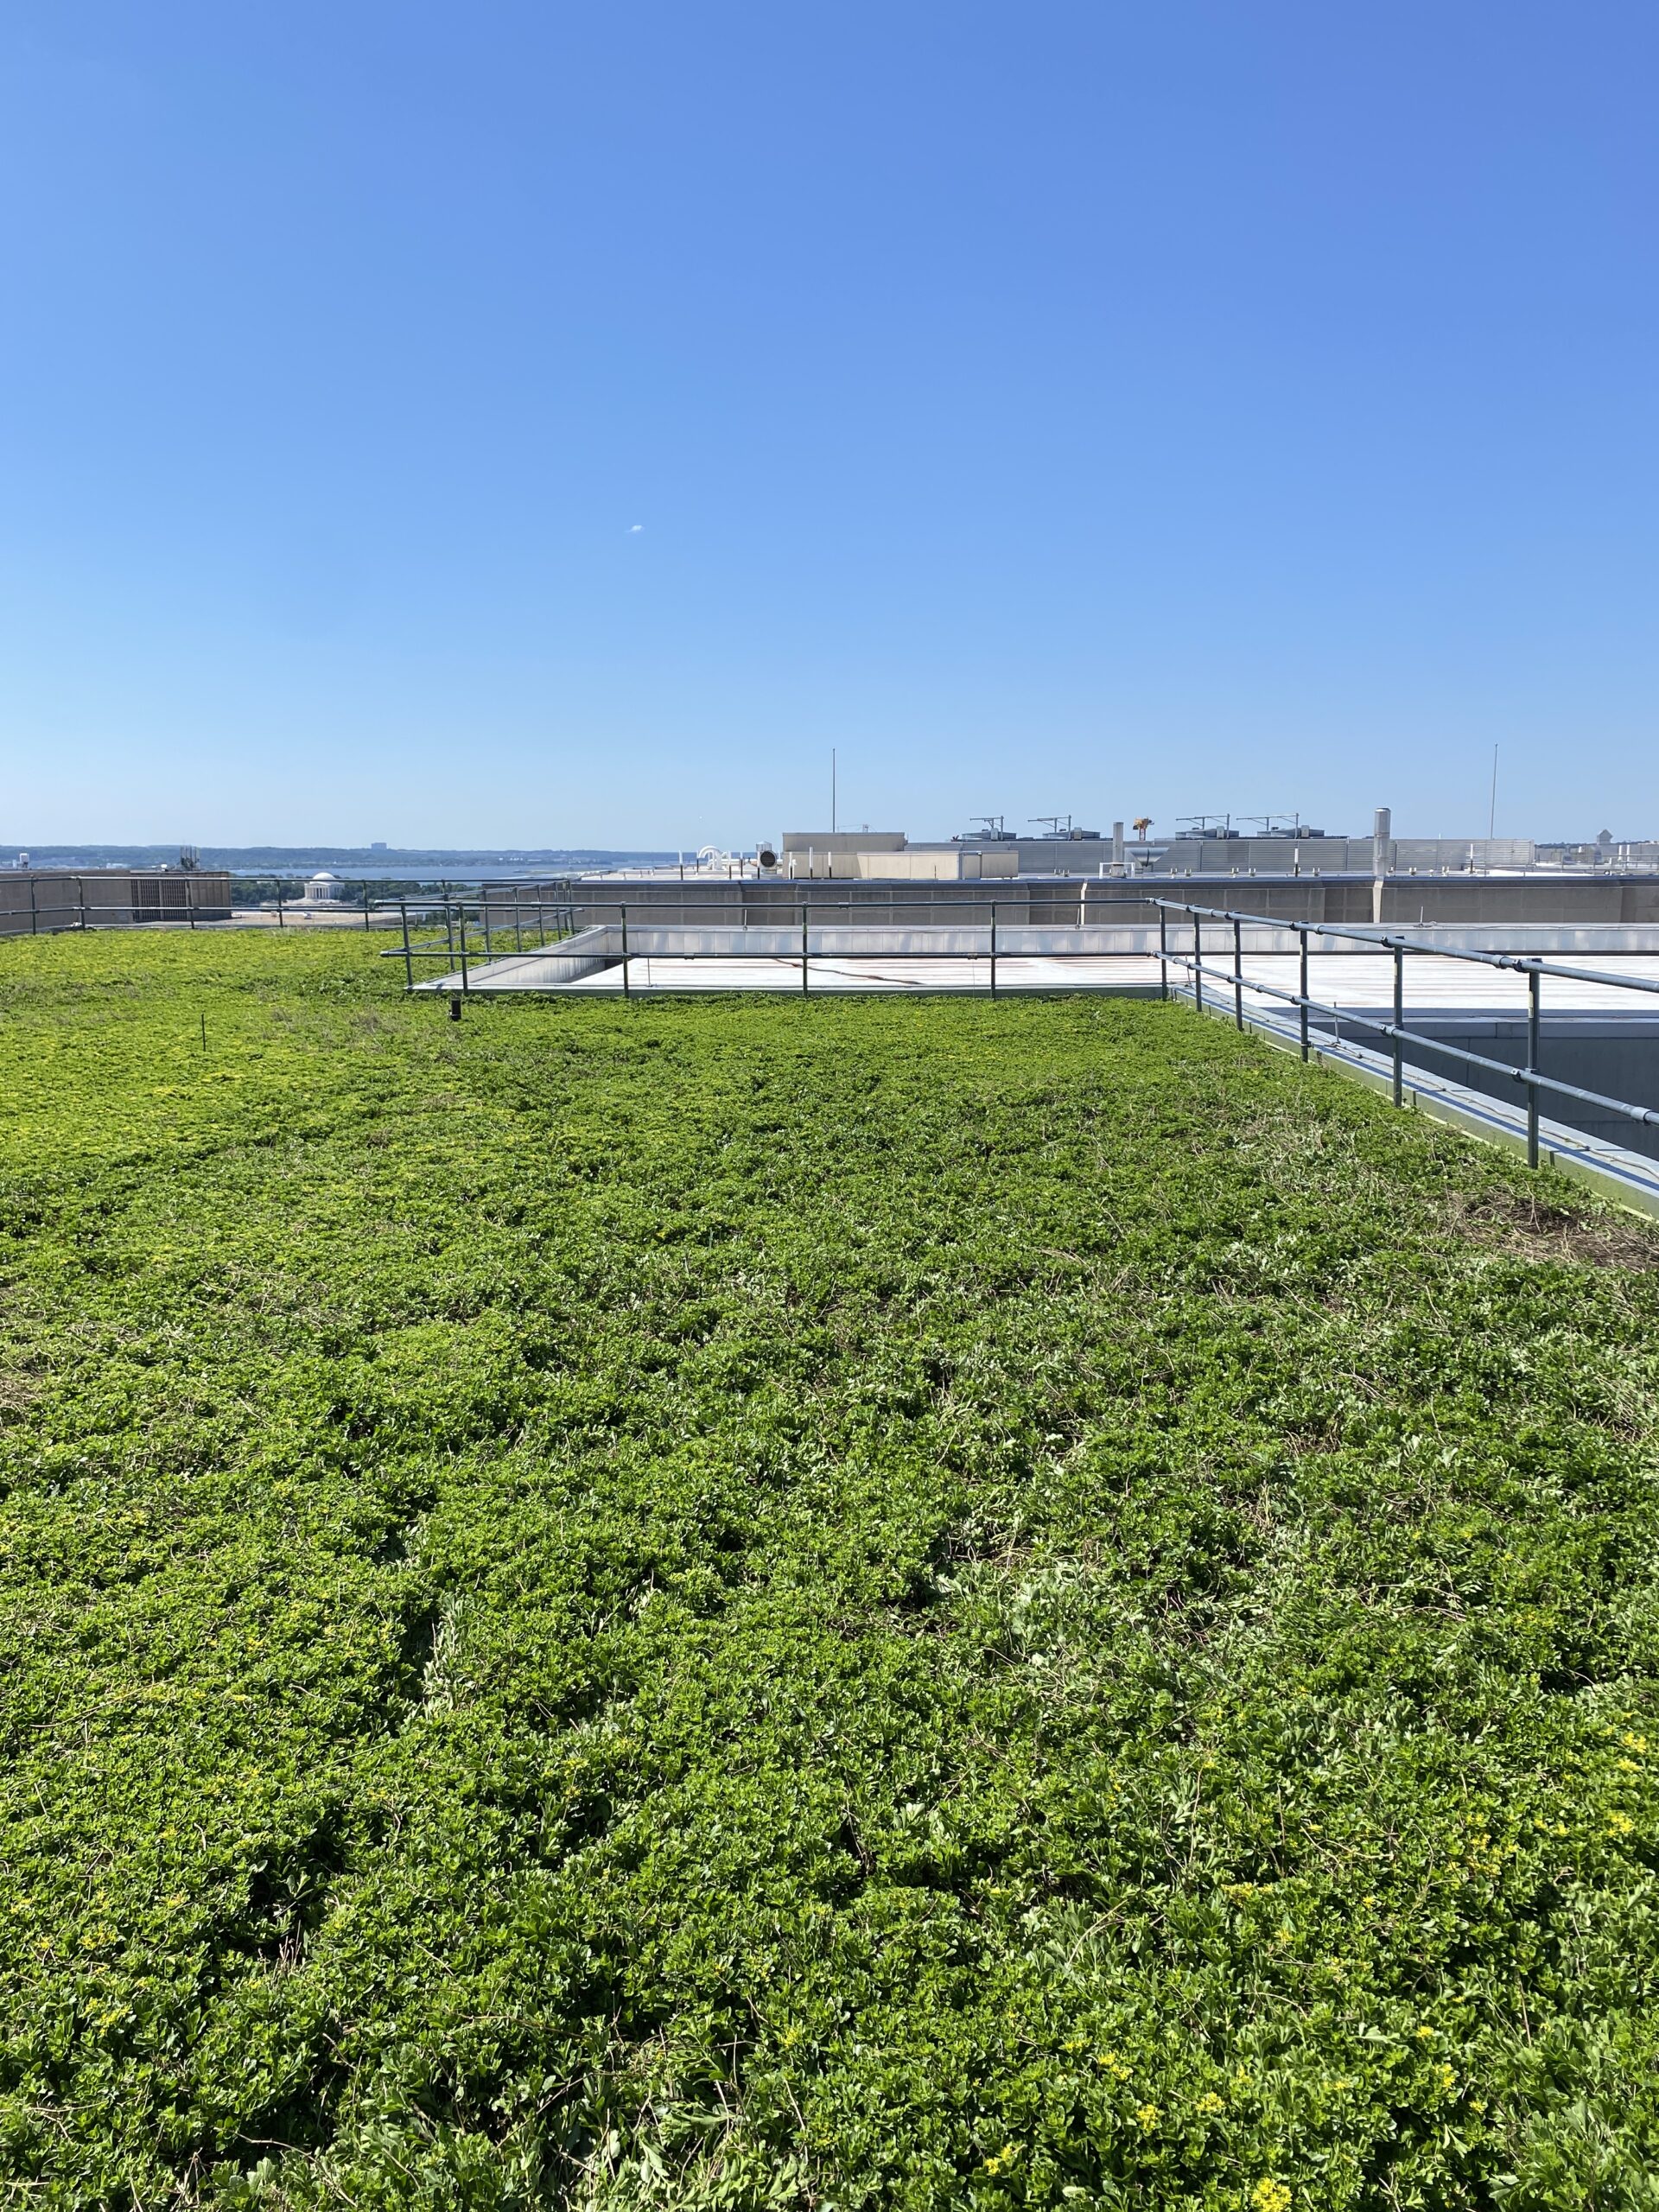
<box><xmin>0</xmin><ymin>874</ymin><xmax>238</xmax><ymax>932</ymax></box>
<box><xmin>387</xmin><ymin>889</ymin><xmax>1659</xmax><ymax>1174</ymax></box>
<box><xmin>388</xmin><ymin>892</ymin><xmax>1168</xmax><ymax>1001</ymax></box>
<box><xmin>4</xmin><ymin>874</ymin><xmax>408</xmax><ymax>933</ymax></box>
<box><xmin>1151</xmin><ymin>898</ymin><xmax>1659</xmax><ymax>1169</ymax></box>
<box><xmin>380</xmin><ymin>886</ymin><xmax>578</xmax><ymax>991</ymax></box>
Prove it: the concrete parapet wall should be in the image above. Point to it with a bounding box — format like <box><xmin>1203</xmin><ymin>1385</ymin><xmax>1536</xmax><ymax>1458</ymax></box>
<box><xmin>566</xmin><ymin>875</ymin><xmax>1659</xmax><ymax>931</ymax></box>
<box><xmin>426</xmin><ymin>927</ymin><xmax>613</xmax><ymax>989</ymax></box>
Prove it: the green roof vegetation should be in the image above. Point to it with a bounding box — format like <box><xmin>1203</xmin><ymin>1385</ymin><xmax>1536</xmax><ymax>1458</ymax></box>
<box><xmin>3</xmin><ymin>931</ymin><xmax>1657</xmax><ymax>2207</ymax></box>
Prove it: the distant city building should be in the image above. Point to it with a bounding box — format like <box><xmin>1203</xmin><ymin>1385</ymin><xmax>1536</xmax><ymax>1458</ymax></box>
<box><xmin>738</xmin><ymin>820</ymin><xmax>1655</xmax><ymax>883</ymax></box>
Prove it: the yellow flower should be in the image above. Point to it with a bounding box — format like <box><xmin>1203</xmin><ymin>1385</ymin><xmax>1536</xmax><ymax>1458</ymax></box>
<box><xmin>1608</xmin><ymin>1811</ymin><xmax>1636</xmax><ymax>1836</ymax></box>
<box><xmin>1251</xmin><ymin>2183</ymin><xmax>1292</xmax><ymax>2212</ymax></box>
<box><xmin>1197</xmin><ymin>2091</ymin><xmax>1224</xmax><ymax>2115</ymax></box>
<box><xmin>1135</xmin><ymin>2103</ymin><xmax>1160</xmax><ymax>2131</ymax></box>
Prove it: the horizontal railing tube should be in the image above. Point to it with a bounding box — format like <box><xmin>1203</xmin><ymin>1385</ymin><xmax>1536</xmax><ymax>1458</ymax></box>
<box><xmin>1160</xmin><ymin>947</ymin><xmax>1659</xmax><ymax>1130</ymax></box>
<box><xmin>1149</xmin><ymin>897</ymin><xmax>1659</xmax><ymax>999</ymax></box>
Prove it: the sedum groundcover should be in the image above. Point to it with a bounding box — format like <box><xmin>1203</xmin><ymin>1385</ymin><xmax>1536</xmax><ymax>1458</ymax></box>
<box><xmin>2</xmin><ymin>930</ymin><xmax>1658</xmax><ymax>2211</ymax></box>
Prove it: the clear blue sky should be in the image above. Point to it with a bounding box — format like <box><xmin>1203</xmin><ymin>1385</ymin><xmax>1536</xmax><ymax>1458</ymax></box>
<box><xmin>3</xmin><ymin>2</ymin><xmax>1656</xmax><ymax>849</ymax></box>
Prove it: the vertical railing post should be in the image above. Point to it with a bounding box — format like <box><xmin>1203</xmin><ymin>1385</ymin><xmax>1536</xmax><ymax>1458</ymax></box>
<box><xmin>1192</xmin><ymin>912</ymin><xmax>1203</xmax><ymax>1013</ymax></box>
<box><xmin>400</xmin><ymin>900</ymin><xmax>412</xmax><ymax>989</ymax></box>
<box><xmin>801</xmin><ymin>904</ymin><xmax>809</xmax><ymax>995</ymax></box>
<box><xmin>78</xmin><ymin>877</ymin><xmax>87</xmax><ymax>931</ymax></box>
<box><xmin>29</xmin><ymin>878</ymin><xmax>37</xmax><ymax>933</ymax></box>
<box><xmin>513</xmin><ymin>896</ymin><xmax>523</xmax><ymax>952</ymax></box>
<box><xmin>620</xmin><ymin>906</ymin><xmax>631</xmax><ymax>997</ymax></box>
<box><xmin>443</xmin><ymin>899</ymin><xmax>454</xmax><ymax>962</ymax></box>
<box><xmin>458</xmin><ymin>908</ymin><xmax>470</xmax><ymax>993</ymax></box>
<box><xmin>1392</xmin><ymin>943</ymin><xmax>1404</xmax><ymax>1108</ymax></box>
<box><xmin>363</xmin><ymin>886</ymin><xmax>372</xmax><ymax>931</ymax></box>
<box><xmin>481</xmin><ymin>893</ymin><xmax>493</xmax><ymax>957</ymax></box>
<box><xmin>989</xmin><ymin>900</ymin><xmax>998</xmax><ymax>997</ymax></box>
<box><xmin>1158</xmin><ymin>905</ymin><xmax>1168</xmax><ymax>1001</ymax></box>
<box><xmin>1527</xmin><ymin>963</ymin><xmax>1541</xmax><ymax>1169</ymax></box>
<box><xmin>276</xmin><ymin>887</ymin><xmax>285</xmax><ymax>929</ymax></box>
<box><xmin>1232</xmin><ymin>916</ymin><xmax>1243</xmax><ymax>1029</ymax></box>
<box><xmin>1298</xmin><ymin>926</ymin><xmax>1309</xmax><ymax>1062</ymax></box>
